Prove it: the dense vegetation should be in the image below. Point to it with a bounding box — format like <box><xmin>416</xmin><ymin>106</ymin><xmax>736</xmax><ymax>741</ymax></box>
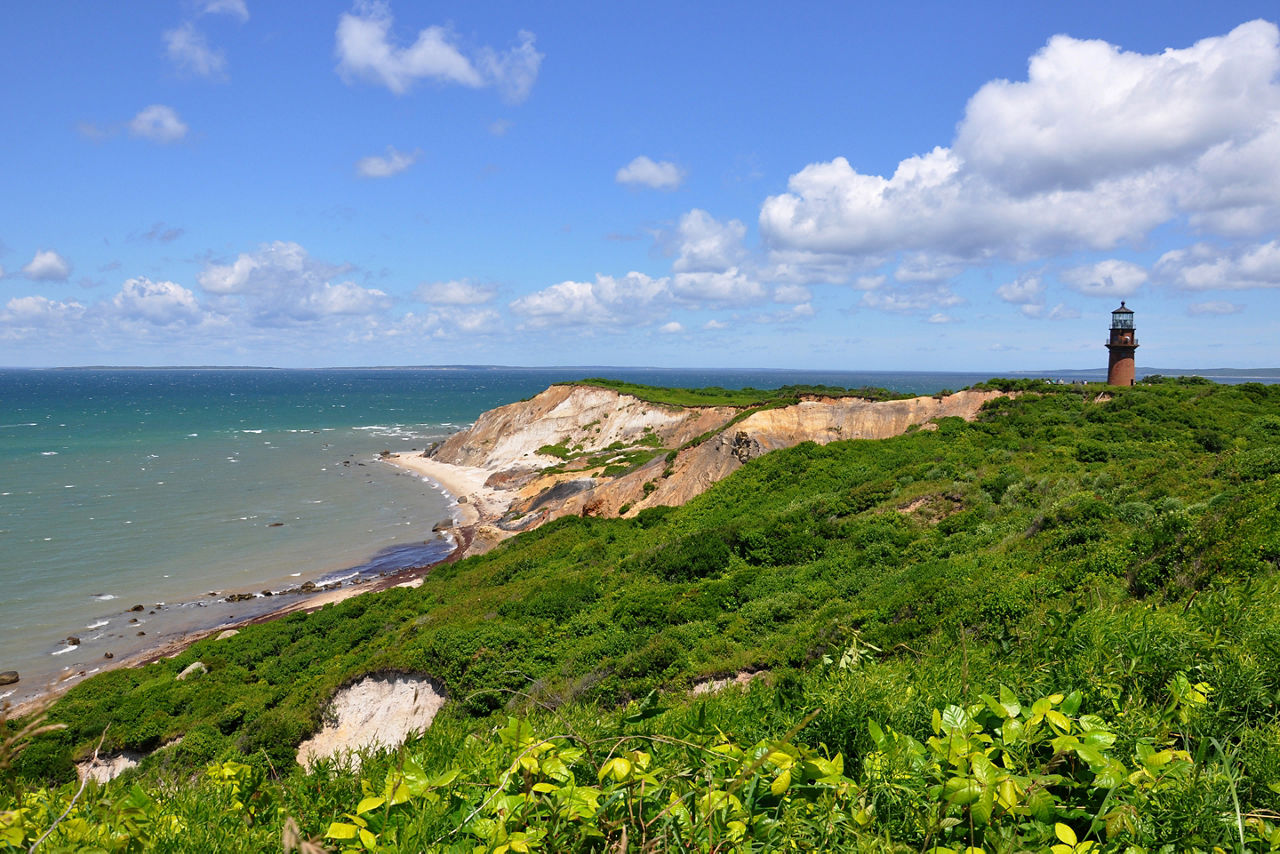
<box><xmin>564</xmin><ymin>378</ymin><xmax>913</xmax><ymax>408</ymax></box>
<box><xmin>5</xmin><ymin>378</ymin><xmax>1280</xmax><ymax>851</ymax></box>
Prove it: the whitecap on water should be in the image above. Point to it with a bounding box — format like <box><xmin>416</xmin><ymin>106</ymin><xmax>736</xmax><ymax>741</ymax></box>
<box><xmin>41</xmin><ymin>451</ymin><xmax>59</xmax><ymax>456</ymax></box>
<box><xmin>93</xmin><ymin>594</ymin><xmax>117</xmax><ymax>601</ymax></box>
<box><xmin>51</xmin><ymin>644</ymin><xmax>78</xmax><ymax>656</ymax></box>
<box><xmin>86</xmin><ymin>620</ymin><xmax>109</xmax><ymax>630</ymax></box>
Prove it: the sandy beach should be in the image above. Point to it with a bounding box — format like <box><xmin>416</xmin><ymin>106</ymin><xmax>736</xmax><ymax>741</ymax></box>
<box><xmin>384</xmin><ymin>453</ymin><xmax>517</xmax><ymax>526</ymax></box>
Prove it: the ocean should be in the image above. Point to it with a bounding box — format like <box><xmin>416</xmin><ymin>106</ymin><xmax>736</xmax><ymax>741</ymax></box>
<box><xmin>0</xmin><ymin>364</ymin><xmax>1119</xmax><ymax>704</ymax></box>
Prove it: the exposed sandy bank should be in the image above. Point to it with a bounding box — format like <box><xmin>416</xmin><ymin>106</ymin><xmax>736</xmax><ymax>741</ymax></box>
<box><xmin>296</xmin><ymin>674</ymin><xmax>447</xmax><ymax>769</ymax></box>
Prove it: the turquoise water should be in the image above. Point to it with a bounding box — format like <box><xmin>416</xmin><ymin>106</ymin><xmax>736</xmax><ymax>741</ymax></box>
<box><xmin>0</xmin><ymin>365</ymin><xmax>1089</xmax><ymax>703</ymax></box>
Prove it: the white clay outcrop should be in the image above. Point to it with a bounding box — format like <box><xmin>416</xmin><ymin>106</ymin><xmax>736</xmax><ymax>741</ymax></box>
<box><xmin>296</xmin><ymin>674</ymin><xmax>447</xmax><ymax>770</ymax></box>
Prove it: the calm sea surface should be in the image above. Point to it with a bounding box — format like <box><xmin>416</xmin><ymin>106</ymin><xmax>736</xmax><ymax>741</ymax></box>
<box><xmin>0</xmin><ymin>364</ymin><xmax>1122</xmax><ymax>702</ymax></box>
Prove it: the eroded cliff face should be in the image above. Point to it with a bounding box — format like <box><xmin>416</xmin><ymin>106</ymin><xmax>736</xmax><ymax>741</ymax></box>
<box><xmin>540</xmin><ymin>389</ymin><xmax>1007</xmax><ymax>520</ymax></box>
<box><xmin>426</xmin><ymin>385</ymin><xmax>1007</xmax><ymax>541</ymax></box>
<box><xmin>430</xmin><ymin>384</ymin><xmax>736</xmax><ymax>471</ymax></box>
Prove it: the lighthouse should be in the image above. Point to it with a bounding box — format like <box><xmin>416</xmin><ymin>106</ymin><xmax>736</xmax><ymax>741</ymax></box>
<box><xmin>1105</xmin><ymin>302</ymin><xmax>1138</xmax><ymax>386</ymax></box>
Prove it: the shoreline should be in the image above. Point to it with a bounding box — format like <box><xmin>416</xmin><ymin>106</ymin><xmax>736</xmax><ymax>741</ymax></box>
<box><xmin>383</xmin><ymin>452</ymin><xmax>517</xmax><ymax>527</ymax></box>
<box><xmin>5</xmin><ymin>457</ymin><xmax>484</xmax><ymax>721</ymax></box>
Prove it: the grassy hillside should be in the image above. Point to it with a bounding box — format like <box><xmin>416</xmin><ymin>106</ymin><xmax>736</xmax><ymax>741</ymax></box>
<box><xmin>563</xmin><ymin>378</ymin><xmax>913</xmax><ymax>407</ymax></box>
<box><xmin>5</xmin><ymin>378</ymin><xmax>1280</xmax><ymax>851</ymax></box>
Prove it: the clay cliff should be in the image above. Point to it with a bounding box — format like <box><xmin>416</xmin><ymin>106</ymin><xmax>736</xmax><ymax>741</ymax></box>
<box><xmin>410</xmin><ymin>383</ymin><xmax>1007</xmax><ymax>550</ymax></box>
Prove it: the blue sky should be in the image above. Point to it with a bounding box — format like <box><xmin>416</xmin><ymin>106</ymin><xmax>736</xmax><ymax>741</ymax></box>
<box><xmin>2</xmin><ymin>2</ymin><xmax>1278</xmax><ymax>370</ymax></box>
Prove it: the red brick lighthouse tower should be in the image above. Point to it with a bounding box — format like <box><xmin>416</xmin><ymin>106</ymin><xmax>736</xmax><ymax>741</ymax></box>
<box><xmin>1105</xmin><ymin>302</ymin><xmax>1138</xmax><ymax>386</ymax></box>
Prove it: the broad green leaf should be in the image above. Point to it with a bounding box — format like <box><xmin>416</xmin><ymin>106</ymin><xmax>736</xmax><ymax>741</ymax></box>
<box><xmin>429</xmin><ymin>769</ymin><xmax>459</xmax><ymax>789</ymax></box>
<box><xmin>999</xmin><ymin>685</ymin><xmax>1022</xmax><ymax>718</ymax></box>
<box><xmin>598</xmin><ymin>757</ymin><xmax>632</xmax><ymax>783</ymax></box>
<box><xmin>1093</xmin><ymin>758</ymin><xmax>1128</xmax><ymax>789</ymax></box>
<box><xmin>971</xmin><ymin>788</ymin><xmax>994</xmax><ymax>825</ymax></box>
<box><xmin>1061</xmin><ymin>690</ymin><xmax>1083</xmax><ymax>716</ymax></box>
<box><xmin>400</xmin><ymin>757</ymin><xmax>429</xmax><ymax>796</ymax></box>
<box><xmin>766</xmin><ymin>750</ymin><xmax>795</xmax><ymax>770</ymax></box>
<box><xmin>1045</xmin><ymin>709</ymin><xmax>1071</xmax><ymax>732</ymax></box>
<box><xmin>325</xmin><ymin>821</ymin><xmax>360</xmax><ymax>840</ymax></box>
<box><xmin>356</xmin><ymin>795</ymin><xmax>385</xmax><ymax>815</ymax></box>
<box><xmin>943</xmin><ymin>777</ymin><xmax>981</xmax><ymax>805</ymax></box>
<box><xmin>1055</xmin><ymin>822</ymin><xmax>1078</xmax><ymax>846</ymax></box>
<box><xmin>980</xmin><ymin>692</ymin><xmax>1007</xmax><ymax>720</ymax></box>
<box><xmin>359</xmin><ymin>828</ymin><xmax>377</xmax><ymax>849</ymax></box>
<box><xmin>940</xmin><ymin>704</ymin><xmax>970</xmax><ymax>732</ymax></box>
<box><xmin>770</xmin><ymin>768</ymin><xmax>792</xmax><ymax>797</ymax></box>
<box><xmin>1074</xmin><ymin>744</ymin><xmax>1106</xmax><ymax>768</ymax></box>
<box><xmin>1025</xmin><ymin>787</ymin><xmax>1057</xmax><ymax>821</ymax></box>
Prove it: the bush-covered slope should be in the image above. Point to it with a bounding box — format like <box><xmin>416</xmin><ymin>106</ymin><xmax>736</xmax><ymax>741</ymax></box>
<box><xmin>5</xmin><ymin>378</ymin><xmax>1280</xmax><ymax>851</ymax></box>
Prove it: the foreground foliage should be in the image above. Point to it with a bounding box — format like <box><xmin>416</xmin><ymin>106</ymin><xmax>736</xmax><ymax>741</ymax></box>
<box><xmin>5</xmin><ymin>378</ymin><xmax>1280</xmax><ymax>851</ymax></box>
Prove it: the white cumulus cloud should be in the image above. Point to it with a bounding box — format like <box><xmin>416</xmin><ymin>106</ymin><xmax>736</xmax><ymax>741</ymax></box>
<box><xmin>861</xmin><ymin>284</ymin><xmax>963</xmax><ymax>314</ymax></box>
<box><xmin>129</xmin><ymin>105</ymin><xmax>188</xmax><ymax>143</ymax></box>
<box><xmin>111</xmin><ymin>277</ymin><xmax>202</xmax><ymax>324</ymax></box>
<box><xmin>355</xmin><ymin>145</ymin><xmax>421</xmax><ymax>178</ymax></box>
<box><xmin>510</xmin><ymin>272</ymin><xmax>668</xmax><ymax>329</ymax></box>
<box><xmin>672</xmin><ymin>209</ymin><xmax>745</xmax><ymax>272</ymax></box>
<box><xmin>22</xmin><ymin>249</ymin><xmax>71</xmax><ymax>281</ymax></box>
<box><xmin>996</xmin><ymin>274</ymin><xmax>1045</xmax><ymax>305</ymax></box>
<box><xmin>1061</xmin><ymin>259</ymin><xmax>1148</xmax><ymax>297</ymax></box>
<box><xmin>760</xmin><ymin>21</ymin><xmax>1280</xmax><ymax>280</ymax></box>
<box><xmin>197</xmin><ymin>241</ymin><xmax>389</xmax><ymax>322</ymax></box>
<box><xmin>414</xmin><ymin>280</ymin><xmax>495</xmax><ymax>305</ymax></box>
<box><xmin>658</xmin><ymin>321</ymin><xmax>684</xmax><ymax>334</ymax></box>
<box><xmin>1155</xmin><ymin>240</ymin><xmax>1280</xmax><ymax>290</ymax></box>
<box><xmin>335</xmin><ymin>2</ymin><xmax>542</xmax><ymax>102</ymax></box>
<box><xmin>671</xmin><ymin>269</ymin><xmax>766</xmax><ymax>305</ymax></box>
<box><xmin>616</xmin><ymin>156</ymin><xmax>684</xmax><ymax>190</ymax></box>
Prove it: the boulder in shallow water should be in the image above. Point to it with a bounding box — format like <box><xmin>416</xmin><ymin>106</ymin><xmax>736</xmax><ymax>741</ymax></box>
<box><xmin>0</xmin><ymin>671</ymin><xmax>18</xmax><ymax>685</ymax></box>
<box><xmin>177</xmin><ymin>661</ymin><xmax>207</xmax><ymax>681</ymax></box>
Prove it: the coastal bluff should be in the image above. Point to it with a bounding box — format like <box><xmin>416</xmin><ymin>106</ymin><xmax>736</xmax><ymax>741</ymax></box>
<box><xmin>394</xmin><ymin>383</ymin><xmax>1006</xmax><ymax>552</ymax></box>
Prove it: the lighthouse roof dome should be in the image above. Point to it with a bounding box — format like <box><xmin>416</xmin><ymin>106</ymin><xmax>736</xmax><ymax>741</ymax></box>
<box><xmin>1112</xmin><ymin>301</ymin><xmax>1133</xmax><ymax>314</ymax></box>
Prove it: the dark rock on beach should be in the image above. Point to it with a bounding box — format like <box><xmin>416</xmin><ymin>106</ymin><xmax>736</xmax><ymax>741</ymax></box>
<box><xmin>130</xmin><ymin>604</ymin><xmax>144</xmax><ymax>612</ymax></box>
<box><xmin>67</xmin><ymin>636</ymin><xmax>81</xmax><ymax>646</ymax></box>
<box><xmin>0</xmin><ymin>671</ymin><xmax>18</xmax><ymax>685</ymax></box>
